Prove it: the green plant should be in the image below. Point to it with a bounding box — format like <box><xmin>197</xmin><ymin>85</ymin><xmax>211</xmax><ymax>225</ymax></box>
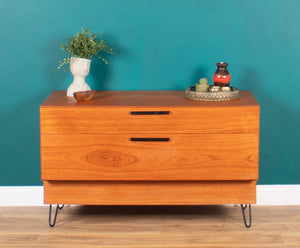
<box><xmin>58</xmin><ymin>28</ymin><xmax>114</xmax><ymax>71</ymax></box>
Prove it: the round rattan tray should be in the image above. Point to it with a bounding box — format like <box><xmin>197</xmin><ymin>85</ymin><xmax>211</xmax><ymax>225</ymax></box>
<box><xmin>185</xmin><ymin>86</ymin><xmax>239</xmax><ymax>101</ymax></box>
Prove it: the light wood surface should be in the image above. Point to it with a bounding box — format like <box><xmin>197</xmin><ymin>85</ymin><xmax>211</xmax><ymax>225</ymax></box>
<box><xmin>1</xmin><ymin>205</ymin><xmax>300</xmax><ymax>248</ymax></box>
<box><xmin>41</xmin><ymin>133</ymin><xmax>259</xmax><ymax>181</ymax></box>
<box><xmin>43</xmin><ymin>181</ymin><xmax>256</xmax><ymax>205</ymax></box>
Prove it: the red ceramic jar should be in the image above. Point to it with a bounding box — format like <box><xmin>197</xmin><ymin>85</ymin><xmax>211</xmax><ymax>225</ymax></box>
<box><xmin>213</xmin><ymin>62</ymin><xmax>231</xmax><ymax>87</ymax></box>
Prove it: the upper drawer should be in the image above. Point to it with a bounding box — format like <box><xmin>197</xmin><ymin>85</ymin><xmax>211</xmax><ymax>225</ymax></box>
<box><xmin>40</xmin><ymin>106</ymin><xmax>259</xmax><ymax>134</ymax></box>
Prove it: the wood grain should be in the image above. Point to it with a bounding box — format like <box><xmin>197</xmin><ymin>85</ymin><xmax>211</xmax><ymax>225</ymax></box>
<box><xmin>41</xmin><ymin>133</ymin><xmax>259</xmax><ymax>181</ymax></box>
<box><xmin>40</xmin><ymin>106</ymin><xmax>259</xmax><ymax>134</ymax></box>
<box><xmin>43</xmin><ymin>181</ymin><xmax>256</xmax><ymax>205</ymax></box>
<box><xmin>40</xmin><ymin>90</ymin><xmax>260</xmax><ymax>208</ymax></box>
<box><xmin>1</xmin><ymin>205</ymin><xmax>300</xmax><ymax>248</ymax></box>
<box><xmin>40</xmin><ymin>91</ymin><xmax>260</xmax><ymax>135</ymax></box>
<box><xmin>41</xmin><ymin>90</ymin><xmax>259</xmax><ymax>107</ymax></box>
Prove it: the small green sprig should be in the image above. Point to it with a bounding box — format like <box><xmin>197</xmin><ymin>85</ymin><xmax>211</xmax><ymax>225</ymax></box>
<box><xmin>57</xmin><ymin>28</ymin><xmax>114</xmax><ymax>71</ymax></box>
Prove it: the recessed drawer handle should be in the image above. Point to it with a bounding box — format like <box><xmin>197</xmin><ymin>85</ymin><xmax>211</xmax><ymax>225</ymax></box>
<box><xmin>130</xmin><ymin>111</ymin><xmax>170</xmax><ymax>115</ymax></box>
<box><xmin>130</xmin><ymin>138</ymin><xmax>170</xmax><ymax>142</ymax></box>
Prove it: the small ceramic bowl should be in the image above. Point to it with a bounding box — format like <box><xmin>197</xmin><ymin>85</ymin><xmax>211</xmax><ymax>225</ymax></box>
<box><xmin>73</xmin><ymin>90</ymin><xmax>96</xmax><ymax>101</ymax></box>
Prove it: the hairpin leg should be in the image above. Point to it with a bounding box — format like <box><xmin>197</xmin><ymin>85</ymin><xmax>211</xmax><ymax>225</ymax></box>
<box><xmin>241</xmin><ymin>204</ymin><xmax>252</xmax><ymax>228</ymax></box>
<box><xmin>58</xmin><ymin>204</ymin><xmax>64</xmax><ymax>210</ymax></box>
<box><xmin>49</xmin><ymin>204</ymin><xmax>64</xmax><ymax>227</ymax></box>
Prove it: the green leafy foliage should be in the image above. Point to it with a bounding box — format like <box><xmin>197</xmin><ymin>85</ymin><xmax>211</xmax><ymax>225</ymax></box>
<box><xmin>58</xmin><ymin>28</ymin><xmax>114</xmax><ymax>71</ymax></box>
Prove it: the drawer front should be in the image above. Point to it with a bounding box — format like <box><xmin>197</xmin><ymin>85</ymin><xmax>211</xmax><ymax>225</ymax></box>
<box><xmin>40</xmin><ymin>107</ymin><xmax>260</xmax><ymax>134</ymax></box>
<box><xmin>41</xmin><ymin>133</ymin><xmax>259</xmax><ymax>181</ymax></box>
<box><xmin>44</xmin><ymin>181</ymin><xmax>257</xmax><ymax>205</ymax></box>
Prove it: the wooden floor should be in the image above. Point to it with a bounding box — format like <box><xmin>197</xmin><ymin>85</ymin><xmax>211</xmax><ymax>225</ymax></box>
<box><xmin>0</xmin><ymin>205</ymin><xmax>300</xmax><ymax>247</ymax></box>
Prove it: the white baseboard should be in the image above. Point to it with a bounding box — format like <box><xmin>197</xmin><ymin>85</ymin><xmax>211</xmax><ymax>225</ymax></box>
<box><xmin>0</xmin><ymin>186</ymin><xmax>44</xmax><ymax>206</ymax></box>
<box><xmin>0</xmin><ymin>185</ymin><xmax>300</xmax><ymax>206</ymax></box>
<box><xmin>256</xmin><ymin>185</ymin><xmax>300</xmax><ymax>205</ymax></box>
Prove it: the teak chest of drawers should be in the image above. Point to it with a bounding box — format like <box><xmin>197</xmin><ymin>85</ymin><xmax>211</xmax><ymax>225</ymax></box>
<box><xmin>40</xmin><ymin>90</ymin><xmax>260</xmax><ymax>227</ymax></box>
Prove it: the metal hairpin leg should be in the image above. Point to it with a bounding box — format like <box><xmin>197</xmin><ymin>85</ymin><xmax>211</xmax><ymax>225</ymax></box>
<box><xmin>58</xmin><ymin>205</ymin><xmax>64</xmax><ymax>210</ymax></box>
<box><xmin>49</xmin><ymin>204</ymin><xmax>64</xmax><ymax>227</ymax></box>
<box><xmin>240</xmin><ymin>204</ymin><xmax>252</xmax><ymax>228</ymax></box>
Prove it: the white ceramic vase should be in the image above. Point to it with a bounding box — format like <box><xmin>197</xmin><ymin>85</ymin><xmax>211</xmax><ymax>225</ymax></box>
<box><xmin>67</xmin><ymin>57</ymin><xmax>91</xmax><ymax>97</ymax></box>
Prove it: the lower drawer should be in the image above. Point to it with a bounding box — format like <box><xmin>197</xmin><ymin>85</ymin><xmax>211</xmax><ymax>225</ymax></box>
<box><xmin>44</xmin><ymin>180</ymin><xmax>257</xmax><ymax>205</ymax></box>
<box><xmin>41</xmin><ymin>133</ymin><xmax>258</xmax><ymax>181</ymax></box>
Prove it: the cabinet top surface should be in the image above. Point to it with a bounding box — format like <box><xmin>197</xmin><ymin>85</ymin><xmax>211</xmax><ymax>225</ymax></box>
<box><xmin>41</xmin><ymin>91</ymin><xmax>259</xmax><ymax>108</ymax></box>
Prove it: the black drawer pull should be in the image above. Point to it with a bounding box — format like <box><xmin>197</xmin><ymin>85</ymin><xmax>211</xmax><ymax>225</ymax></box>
<box><xmin>130</xmin><ymin>138</ymin><xmax>170</xmax><ymax>142</ymax></box>
<box><xmin>130</xmin><ymin>111</ymin><xmax>170</xmax><ymax>115</ymax></box>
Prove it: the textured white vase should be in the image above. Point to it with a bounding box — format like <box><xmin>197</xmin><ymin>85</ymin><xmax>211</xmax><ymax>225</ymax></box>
<box><xmin>67</xmin><ymin>57</ymin><xmax>91</xmax><ymax>97</ymax></box>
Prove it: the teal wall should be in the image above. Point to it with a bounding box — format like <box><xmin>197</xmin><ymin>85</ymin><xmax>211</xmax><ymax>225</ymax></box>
<box><xmin>0</xmin><ymin>0</ymin><xmax>299</xmax><ymax>185</ymax></box>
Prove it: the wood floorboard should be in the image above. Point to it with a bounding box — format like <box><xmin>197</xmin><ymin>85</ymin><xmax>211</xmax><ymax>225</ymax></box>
<box><xmin>0</xmin><ymin>205</ymin><xmax>300</xmax><ymax>247</ymax></box>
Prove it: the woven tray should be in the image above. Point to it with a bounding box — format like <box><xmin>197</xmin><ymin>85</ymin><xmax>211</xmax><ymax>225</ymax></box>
<box><xmin>185</xmin><ymin>86</ymin><xmax>239</xmax><ymax>101</ymax></box>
